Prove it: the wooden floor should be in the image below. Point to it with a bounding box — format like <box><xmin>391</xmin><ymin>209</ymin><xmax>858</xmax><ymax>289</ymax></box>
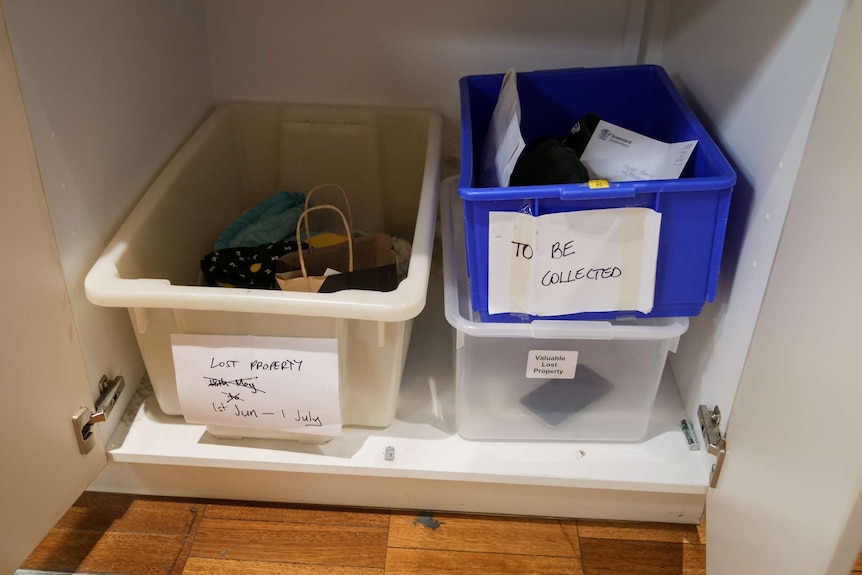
<box><xmin>20</xmin><ymin>492</ymin><xmax>862</xmax><ymax>575</ymax></box>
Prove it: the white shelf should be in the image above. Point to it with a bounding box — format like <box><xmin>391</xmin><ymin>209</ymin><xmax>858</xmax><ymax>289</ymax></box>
<box><xmin>104</xmin><ymin>263</ymin><xmax>708</xmax><ymax>498</ymax></box>
<box><xmin>108</xmin><ymin>370</ymin><xmax>705</xmax><ymax>493</ymax></box>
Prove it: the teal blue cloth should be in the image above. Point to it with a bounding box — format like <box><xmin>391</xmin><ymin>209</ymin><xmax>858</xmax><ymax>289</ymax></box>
<box><xmin>216</xmin><ymin>191</ymin><xmax>306</xmax><ymax>250</ymax></box>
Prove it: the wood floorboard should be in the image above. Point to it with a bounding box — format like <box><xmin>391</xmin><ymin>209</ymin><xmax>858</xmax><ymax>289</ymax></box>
<box><xmin>75</xmin><ymin>532</ymin><xmax>187</xmax><ymax>575</ymax></box>
<box><xmin>204</xmin><ymin>502</ymin><xmax>390</xmax><ymax>528</ymax></box>
<box><xmin>684</xmin><ymin>544</ymin><xmax>706</xmax><ymax>575</ymax></box>
<box><xmin>71</xmin><ymin>490</ymin><xmax>137</xmax><ymax>508</ymax></box>
<box><xmin>169</xmin><ymin>501</ymin><xmax>208</xmax><ymax>575</ymax></box>
<box><xmin>388</xmin><ymin>511</ymin><xmax>576</xmax><ymax>557</ymax></box>
<box><xmin>110</xmin><ymin>499</ymin><xmax>201</xmax><ymax>535</ymax></box>
<box><xmin>190</xmin><ymin>517</ymin><xmax>388</xmax><ymax>568</ymax></box>
<box><xmin>560</xmin><ymin>520</ymin><xmax>581</xmax><ymax>557</ymax></box>
<box><xmin>20</xmin><ymin>528</ymin><xmax>103</xmax><ymax>573</ymax></box>
<box><xmin>53</xmin><ymin>501</ymin><xmax>132</xmax><ymax>532</ymax></box>
<box><xmin>23</xmin><ymin>491</ymin><xmax>862</xmax><ymax>575</ymax></box>
<box><xmin>579</xmin><ymin>537</ymin><xmax>704</xmax><ymax>575</ymax></box>
<box><xmin>384</xmin><ymin>547</ymin><xmax>583</xmax><ymax>575</ymax></box>
<box><xmin>181</xmin><ymin>557</ymin><xmax>384</xmax><ymax>575</ymax></box>
<box><xmin>577</xmin><ymin>519</ymin><xmax>705</xmax><ymax>545</ymax></box>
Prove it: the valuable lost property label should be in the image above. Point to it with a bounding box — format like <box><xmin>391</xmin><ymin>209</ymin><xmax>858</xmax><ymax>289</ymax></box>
<box><xmin>526</xmin><ymin>350</ymin><xmax>579</xmax><ymax>379</ymax></box>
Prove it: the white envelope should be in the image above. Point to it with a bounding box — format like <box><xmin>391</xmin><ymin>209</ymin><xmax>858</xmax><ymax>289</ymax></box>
<box><xmin>581</xmin><ymin>120</ymin><xmax>697</xmax><ymax>181</ymax></box>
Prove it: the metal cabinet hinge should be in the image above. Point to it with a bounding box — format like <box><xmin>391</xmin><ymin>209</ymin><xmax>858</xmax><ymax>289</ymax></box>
<box><xmin>96</xmin><ymin>375</ymin><xmax>125</xmax><ymax>420</ymax></box>
<box><xmin>72</xmin><ymin>375</ymin><xmax>125</xmax><ymax>455</ymax></box>
<box><xmin>698</xmin><ymin>404</ymin><xmax>727</xmax><ymax>488</ymax></box>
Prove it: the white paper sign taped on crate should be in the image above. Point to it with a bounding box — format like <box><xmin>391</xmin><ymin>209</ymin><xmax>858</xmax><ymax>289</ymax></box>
<box><xmin>171</xmin><ymin>334</ymin><xmax>341</xmax><ymax>437</ymax></box>
<box><xmin>487</xmin><ymin>208</ymin><xmax>661</xmax><ymax>316</ymax></box>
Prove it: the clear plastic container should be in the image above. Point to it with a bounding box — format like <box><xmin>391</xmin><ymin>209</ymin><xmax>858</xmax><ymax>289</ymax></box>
<box><xmin>86</xmin><ymin>103</ymin><xmax>441</xmax><ymax>440</ymax></box>
<box><xmin>441</xmin><ymin>177</ymin><xmax>688</xmax><ymax>442</ymax></box>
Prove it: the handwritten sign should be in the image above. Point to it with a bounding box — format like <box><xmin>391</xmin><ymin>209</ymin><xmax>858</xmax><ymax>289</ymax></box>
<box><xmin>171</xmin><ymin>334</ymin><xmax>341</xmax><ymax>437</ymax></box>
<box><xmin>487</xmin><ymin>208</ymin><xmax>661</xmax><ymax>316</ymax></box>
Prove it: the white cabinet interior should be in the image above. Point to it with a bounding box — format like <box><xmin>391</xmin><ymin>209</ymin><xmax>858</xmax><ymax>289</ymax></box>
<box><xmin>0</xmin><ymin>0</ymin><xmax>844</xmax><ymax>522</ymax></box>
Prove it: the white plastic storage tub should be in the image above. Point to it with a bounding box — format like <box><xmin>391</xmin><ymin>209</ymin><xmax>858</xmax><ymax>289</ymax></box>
<box><xmin>86</xmin><ymin>103</ymin><xmax>441</xmax><ymax>439</ymax></box>
<box><xmin>441</xmin><ymin>177</ymin><xmax>688</xmax><ymax>442</ymax></box>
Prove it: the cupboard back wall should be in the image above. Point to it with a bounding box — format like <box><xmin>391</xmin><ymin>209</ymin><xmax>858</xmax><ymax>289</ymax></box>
<box><xmin>202</xmin><ymin>0</ymin><xmax>642</xmax><ymax>161</ymax></box>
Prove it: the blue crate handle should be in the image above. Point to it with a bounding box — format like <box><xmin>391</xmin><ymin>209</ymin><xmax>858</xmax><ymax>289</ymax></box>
<box><xmin>480</xmin><ymin>182</ymin><xmax>638</xmax><ymax>202</ymax></box>
<box><xmin>558</xmin><ymin>182</ymin><xmax>636</xmax><ymax>201</ymax></box>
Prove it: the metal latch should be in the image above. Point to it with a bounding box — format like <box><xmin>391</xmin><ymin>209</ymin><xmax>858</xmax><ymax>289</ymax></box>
<box><xmin>698</xmin><ymin>404</ymin><xmax>727</xmax><ymax>488</ymax></box>
<box><xmin>72</xmin><ymin>375</ymin><xmax>125</xmax><ymax>455</ymax></box>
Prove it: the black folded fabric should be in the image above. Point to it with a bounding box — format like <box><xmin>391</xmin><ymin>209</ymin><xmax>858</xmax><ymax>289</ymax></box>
<box><xmin>201</xmin><ymin>240</ymin><xmax>305</xmax><ymax>289</ymax></box>
<box><xmin>509</xmin><ymin>113</ymin><xmax>601</xmax><ymax>187</ymax></box>
<box><xmin>510</xmin><ymin>138</ymin><xmax>590</xmax><ymax>186</ymax></box>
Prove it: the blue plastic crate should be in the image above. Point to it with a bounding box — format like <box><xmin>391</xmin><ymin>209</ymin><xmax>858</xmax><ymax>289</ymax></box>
<box><xmin>458</xmin><ymin>65</ymin><xmax>736</xmax><ymax>322</ymax></box>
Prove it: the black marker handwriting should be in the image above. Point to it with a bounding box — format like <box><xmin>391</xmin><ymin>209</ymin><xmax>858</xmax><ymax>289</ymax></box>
<box><xmin>204</xmin><ymin>376</ymin><xmax>266</xmax><ymax>394</ymax></box>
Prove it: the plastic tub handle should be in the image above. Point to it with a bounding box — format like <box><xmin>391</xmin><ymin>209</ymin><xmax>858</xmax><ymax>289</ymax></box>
<box><xmin>530</xmin><ymin>320</ymin><xmax>615</xmax><ymax>340</ymax></box>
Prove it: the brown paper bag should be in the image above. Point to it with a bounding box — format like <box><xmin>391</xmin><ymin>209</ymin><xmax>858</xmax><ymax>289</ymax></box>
<box><xmin>275</xmin><ymin>269</ymin><xmax>327</xmax><ymax>293</ymax></box>
<box><xmin>279</xmin><ymin>183</ymin><xmax>361</xmax><ymax>274</ymax></box>
<box><xmin>301</xmin><ymin>184</ymin><xmax>354</xmax><ymax>243</ymax></box>
<box><xmin>279</xmin><ymin>233</ymin><xmax>395</xmax><ymax>276</ymax></box>
<box><xmin>276</xmin><ymin>202</ymin><xmax>399</xmax><ymax>293</ymax></box>
<box><xmin>276</xmin><ymin>205</ymin><xmax>354</xmax><ymax>293</ymax></box>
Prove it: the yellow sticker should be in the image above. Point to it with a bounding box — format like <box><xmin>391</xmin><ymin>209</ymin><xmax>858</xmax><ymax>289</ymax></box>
<box><xmin>588</xmin><ymin>179</ymin><xmax>610</xmax><ymax>189</ymax></box>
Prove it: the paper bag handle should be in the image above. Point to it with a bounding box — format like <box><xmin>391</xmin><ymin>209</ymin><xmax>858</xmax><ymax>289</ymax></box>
<box><xmin>296</xmin><ymin>205</ymin><xmax>354</xmax><ymax>277</ymax></box>
<box><xmin>303</xmin><ymin>184</ymin><xmax>354</xmax><ymax>240</ymax></box>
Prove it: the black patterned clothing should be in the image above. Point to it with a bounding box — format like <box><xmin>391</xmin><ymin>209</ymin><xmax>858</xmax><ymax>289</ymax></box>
<box><xmin>201</xmin><ymin>240</ymin><xmax>304</xmax><ymax>289</ymax></box>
